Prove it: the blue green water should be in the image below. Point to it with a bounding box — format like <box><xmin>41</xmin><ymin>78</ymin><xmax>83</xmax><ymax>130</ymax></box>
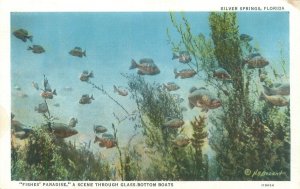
<box><xmin>11</xmin><ymin>12</ymin><xmax>289</xmax><ymax>157</ymax></box>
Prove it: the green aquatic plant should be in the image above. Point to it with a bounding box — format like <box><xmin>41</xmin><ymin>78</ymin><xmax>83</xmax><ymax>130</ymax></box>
<box><xmin>11</xmin><ymin>127</ymin><xmax>112</xmax><ymax>180</ymax></box>
<box><xmin>190</xmin><ymin>115</ymin><xmax>209</xmax><ymax>179</ymax></box>
<box><xmin>169</xmin><ymin>12</ymin><xmax>290</xmax><ymax>180</ymax></box>
<box><xmin>124</xmin><ymin>73</ymin><xmax>209</xmax><ymax>180</ymax></box>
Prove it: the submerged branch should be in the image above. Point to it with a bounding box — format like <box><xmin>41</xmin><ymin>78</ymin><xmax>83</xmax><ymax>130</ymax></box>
<box><xmin>86</xmin><ymin>81</ymin><xmax>130</xmax><ymax>115</ymax></box>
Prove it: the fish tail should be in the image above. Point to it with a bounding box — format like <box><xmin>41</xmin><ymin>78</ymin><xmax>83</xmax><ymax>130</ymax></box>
<box><xmin>28</xmin><ymin>36</ymin><xmax>33</xmax><ymax>42</ymax></box>
<box><xmin>188</xmin><ymin>102</ymin><xmax>194</xmax><ymax>109</ymax></box>
<box><xmin>91</xmin><ymin>95</ymin><xmax>95</xmax><ymax>100</ymax></box>
<box><xmin>94</xmin><ymin>135</ymin><xmax>98</xmax><ymax>143</ymax></box>
<box><xmin>162</xmin><ymin>83</ymin><xmax>167</xmax><ymax>90</ymax></box>
<box><xmin>113</xmin><ymin>85</ymin><xmax>118</xmax><ymax>93</ymax></box>
<box><xmin>34</xmin><ymin>106</ymin><xmax>37</xmax><ymax>111</ymax></box>
<box><xmin>83</xmin><ymin>50</ymin><xmax>86</xmax><ymax>57</ymax></box>
<box><xmin>212</xmin><ymin>70</ymin><xmax>217</xmax><ymax>77</ymax></box>
<box><xmin>89</xmin><ymin>71</ymin><xmax>94</xmax><ymax>78</ymax></box>
<box><xmin>189</xmin><ymin>86</ymin><xmax>199</xmax><ymax>93</ymax></box>
<box><xmin>174</xmin><ymin>69</ymin><xmax>179</xmax><ymax>79</ymax></box>
<box><xmin>259</xmin><ymin>92</ymin><xmax>265</xmax><ymax>101</ymax></box>
<box><xmin>23</xmin><ymin>128</ymin><xmax>32</xmax><ymax>134</ymax></box>
<box><xmin>27</xmin><ymin>46</ymin><xmax>33</xmax><ymax>50</ymax></box>
<box><xmin>263</xmin><ymin>85</ymin><xmax>272</xmax><ymax>96</ymax></box>
<box><xmin>242</xmin><ymin>59</ymin><xmax>248</xmax><ymax>67</ymax></box>
<box><xmin>53</xmin><ymin>89</ymin><xmax>57</xmax><ymax>95</ymax></box>
<box><xmin>130</xmin><ymin>59</ymin><xmax>138</xmax><ymax>69</ymax></box>
<box><xmin>172</xmin><ymin>53</ymin><xmax>179</xmax><ymax>60</ymax></box>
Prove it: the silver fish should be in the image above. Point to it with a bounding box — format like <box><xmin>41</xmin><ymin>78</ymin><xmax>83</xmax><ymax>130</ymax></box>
<box><xmin>259</xmin><ymin>92</ymin><xmax>289</xmax><ymax>106</ymax></box>
<box><xmin>172</xmin><ymin>51</ymin><xmax>192</xmax><ymax>64</ymax></box>
<box><xmin>244</xmin><ymin>54</ymin><xmax>269</xmax><ymax>69</ymax></box>
<box><xmin>188</xmin><ymin>87</ymin><xmax>221</xmax><ymax>112</ymax></box>
<box><xmin>51</xmin><ymin>123</ymin><xmax>78</xmax><ymax>138</ymax></box>
<box><xmin>172</xmin><ymin>135</ymin><xmax>190</xmax><ymax>147</ymax></box>
<box><xmin>53</xmin><ymin>103</ymin><xmax>60</xmax><ymax>107</ymax></box>
<box><xmin>79</xmin><ymin>94</ymin><xmax>94</xmax><ymax>104</ymax></box>
<box><xmin>113</xmin><ymin>85</ymin><xmax>128</xmax><ymax>96</ymax></box>
<box><xmin>130</xmin><ymin>58</ymin><xmax>160</xmax><ymax>75</ymax></box>
<box><xmin>102</xmin><ymin>133</ymin><xmax>114</xmax><ymax>139</ymax></box>
<box><xmin>14</xmin><ymin>85</ymin><xmax>21</xmax><ymax>91</ymax></box>
<box><xmin>94</xmin><ymin>125</ymin><xmax>107</xmax><ymax>134</ymax></box>
<box><xmin>174</xmin><ymin>69</ymin><xmax>196</xmax><ymax>79</ymax></box>
<box><xmin>69</xmin><ymin>47</ymin><xmax>86</xmax><ymax>57</ymax></box>
<box><xmin>162</xmin><ymin>118</ymin><xmax>184</xmax><ymax>129</ymax></box>
<box><xmin>62</xmin><ymin>86</ymin><xmax>73</xmax><ymax>91</ymax></box>
<box><xmin>13</xmin><ymin>129</ymin><xmax>32</xmax><ymax>140</ymax></box>
<box><xmin>263</xmin><ymin>83</ymin><xmax>290</xmax><ymax>96</ymax></box>
<box><xmin>16</xmin><ymin>92</ymin><xmax>28</xmax><ymax>98</ymax></box>
<box><xmin>213</xmin><ymin>68</ymin><xmax>231</xmax><ymax>80</ymax></box>
<box><xmin>80</xmin><ymin>71</ymin><xmax>94</xmax><ymax>82</ymax></box>
<box><xmin>34</xmin><ymin>103</ymin><xmax>48</xmax><ymax>114</ymax></box>
<box><xmin>69</xmin><ymin>117</ymin><xmax>78</xmax><ymax>127</ymax></box>
<box><xmin>240</xmin><ymin>34</ymin><xmax>253</xmax><ymax>42</ymax></box>
<box><xmin>27</xmin><ymin>45</ymin><xmax>45</xmax><ymax>54</ymax></box>
<box><xmin>11</xmin><ymin>120</ymin><xmax>30</xmax><ymax>132</ymax></box>
<box><xmin>13</xmin><ymin>28</ymin><xmax>33</xmax><ymax>42</ymax></box>
<box><xmin>32</xmin><ymin>81</ymin><xmax>39</xmax><ymax>90</ymax></box>
<box><xmin>163</xmin><ymin>82</ymin><xmax>180</xmax><ymax>91</ymax></box>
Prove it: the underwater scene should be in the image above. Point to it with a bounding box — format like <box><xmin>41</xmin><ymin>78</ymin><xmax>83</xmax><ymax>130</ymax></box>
<box><xmin>11</xmin><ymin>12</ymin><xmax>290</xmax><ymax>181</ymax></box>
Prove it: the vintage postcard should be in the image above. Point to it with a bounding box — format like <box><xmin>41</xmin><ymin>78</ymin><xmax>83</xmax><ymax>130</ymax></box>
<box><xmin>1</xmin><ymin>0</ymin><xmax>299</xmax><ymax>188</ymax></box>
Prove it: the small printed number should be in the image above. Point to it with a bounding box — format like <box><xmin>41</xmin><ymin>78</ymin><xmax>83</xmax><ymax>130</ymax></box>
<box><xmin>261</xmin><ymin>184</ymin><xmax>274</xmax><ymax>187</ymax></box>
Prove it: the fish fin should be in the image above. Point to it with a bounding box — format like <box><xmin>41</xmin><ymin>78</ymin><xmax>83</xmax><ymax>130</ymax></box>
<box><xmin>188</xmin><ymin>102</ymin><xmax>194</xmax><ymax>109</ymax></box>
<box><xmin>94</xmin><ymin>136</ymin><xmax>98</xmax><ymax>143</ymax></box>
<box><xmin>241</xmin><ymin>59</ymin><xmax>248</xmax><ymax>67</ymax></box>
<box><xmin>23</xmin><ymin>128</ymin><xmax>32</xmax><ymax>134</ymax></box>
<box><xmin>137</xmin><ymin>70</ymin><xmax>145</xmax><ymax>75</ymax></box>
<box><xmin>162</xmin><ymin>83</ymin><xmax>167</xmax><ymax>90</ymax></box>
<box><xmin>53</xmin><ymin>89</ymin><xmax>57</xmax><ymax>95</ymax></box>
<box><xmin>91</xmin><ymin>95</ymin><xmax>95</xmax><ymax>100</ymax></box>
<box><xmin>130</xmin><ymin>59</ymin><xmax>138</xmax><ymax>69</ymax></box>
<box><xmin>28</xmin><ymin>36</ymin><xmax>33</xmax><ymax>42</ymax></box>
<box><xmin>247</xmin><ymin>64</ymin><xmax>255</xmax><ymax>69</ymax></box>
<box><xmin>27</xmin><ymin>46</ymin><xmax>32</xmax><ymax>50</ymax></box>
<box><xmin>172</xmin><ymin>53</ymin><xmax>179</xmax><ymax>60</ymax></box>
<box><xmin>113</xmin><ymin>85</ymin><xmax>118</xmax><ymax>93</ymax></box>
<box><xmin>174</xmin><ymin>69</ymin><xmax>179</xmax><ymax>79</ymax></box>
<box><xmin>189</xmin><ymin>86</ymin><xmax>198</xmax><ymax>93</ymax></box>
<box><xmin>258</xmin><ymin>68</ymin><xmax>262</xmax><ymax>75</ymax></box>
<box><xmin>89</xmin><ymin>71</ymin><xmax>94</xmax><ymax>78</ymax></box>
<box><xmin>259</xmin><ymin>92</ymin><xmax>265</xmax><ymax>101</ymax></box>
<box><xmin>83</xmin><ymin>50</ymin><xmax>86</xmax><ymax>57</ymax></box>
<box><xmin>263</xmin><ymin>85</ymin><xmax>272</xmax><ymax>95</ymax></box>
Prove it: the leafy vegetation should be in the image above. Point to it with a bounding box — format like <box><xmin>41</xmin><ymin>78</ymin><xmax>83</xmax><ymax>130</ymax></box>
<box><xmin>125</xmin><ymin>74</ymin><xmax>209</xmax><ymax>180</ymax></box>
<box><xmin>168</xmin><ymin>12</ymin><xmax>290</xmax><ymax>180</ymax></box>
<box><xmin>11</xmin><ymin>127</ymin><xmax>111</xmax><ymax>180</ymax></box>
<box><xmin>11</xmin><ymin>12</ymin><xmax>289</xmax><ymax>181</ymax></box>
